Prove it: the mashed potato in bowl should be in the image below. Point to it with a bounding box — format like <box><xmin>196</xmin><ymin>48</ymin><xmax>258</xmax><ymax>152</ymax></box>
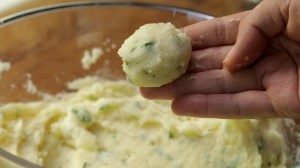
<box><xmin>0</xmin><ymin>76</ymin><xmax>299</xmax><ymax>168</ymax></box>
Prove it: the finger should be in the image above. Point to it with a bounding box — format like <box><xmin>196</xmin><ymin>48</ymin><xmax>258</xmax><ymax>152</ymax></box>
<box><xmin>183</xmin><ymin>11</ymin><xmax>249</xmax><ymax>50</ymax></box>
<box><xmin>140</xmin><ymin>69</ymin><xmax>262</xmax><ymax>100</ymax></box>
<box><xmin>188</xmin><ymin>45</ymin><xmax>232</xmax><ymax>73</ymax></box>
<box><xmin>286</xmin><ymin>0</ymin><xmax>300</xmax><ymax>41</ymax></box>
<box><xmin>223</xmin><ymin>0</ymin><xmax>286</xmax><ymax>71</ymax></box>
<box><xmin>171</xmin><ymin>91</ymin><xmax>277</xmax><ymax>119</ymax></box>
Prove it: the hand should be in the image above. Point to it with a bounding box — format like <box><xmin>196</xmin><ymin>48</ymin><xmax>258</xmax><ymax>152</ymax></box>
<box><xmin>140</xmin><ymin>0</ymin><xmax>300</xmax><ymax>118</ymax></box>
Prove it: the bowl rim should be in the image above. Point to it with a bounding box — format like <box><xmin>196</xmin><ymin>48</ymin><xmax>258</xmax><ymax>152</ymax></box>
<box><xmin>0</xmin><ymin>1</ymin><xmax>214</xmax><ymax>27</ymax></box>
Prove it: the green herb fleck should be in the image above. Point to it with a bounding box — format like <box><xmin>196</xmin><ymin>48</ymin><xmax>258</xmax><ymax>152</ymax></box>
<box><xmin>126</xmin><ymin>76</ymin><xmax>133</xmax><ymax>83</ymax></box>
<box><xmin>268</xmin><ymin>162</ymin><xmax>271</xmax><ymax>167</ymax></box>
<box><xmin>88</xmin><ymin>95</ymin><xmax>97</xmax><ymax>101</ymax></box>
<box><xmin>153</xmin><ymin>148</ymin><xmax>174</xmax><ymax>161</ymax></box>
<box><xmin>72</xmin><ymin>109</ymin><xmax>92</xmax><ymax>123</ymax></box>
<box><xmin>257</xmin><ymin>137</ymin><xmax>264</xmax><ymax>153</ymax></box>
<box><xmin>97</xmin><ymin>148</ymin><xmax>102</xmax><ymax>153</ymax></box>
<box><xmin>165</xmin><ymin>154</ymin><xmax>174</xmax><ymax>161</ymax></box>
<box><xmin>130</xmin><ymin>47</ymin><xmax>136</xmax><ymax>52</ymax></box>
<box><xmin>81</xmin><ymin>115</ymin><xmax>92</xmax><ymax>123</ymax></box>
<box><xmin>82</xmin><ymin>162</ymin><xmax>88</xmax><ymax>168</ymax></box>
<box><xmin>150</xmin><ymin>140</ymin><xmax>155</xmax><ymax>146</ymax></box>
<box><xmin>125</xmin><ymin>60</ymin><xmax>130</xmax><ymax>66</ymax></box>
<box><xmin>99</xmin><ymin>104</ymin><xmax>111</xmax><ymax>111</ymax></box>
<box><xmin>142</xmin><ymin>69</ymin><xmax>156</xmax><ymax>77</ymax></box>
<box><xmin>72</xmin><ymin>109</ymin><xmax>78</xmax><ymax>114</ymax></box>
<box><xmin>175</xmin><ymin>35</ymin><xmax>184</xmax><ymax>46</ymax></box>
<box><xmin>15</xmin><ymin>109</ymin><xmax>21</xmax><ymax>119</ymax></box>
<box><xmin>168</xmin><ymin>132</ymin><xmax>175</xmax><ymax>139</ymax></box>
<box><xmin>121</xmin><ymin>158</ymin><xmax>127</xmax><ymax>165</ymax></box>
<box><xmin>144</xmin><ymin>42</ymin><xmax>154</xmax><ymax>48</ymax></box>
<box><xmin>143</xmin><ymin>69</ymin><xmax>149</xmax><ymax>74</ymax></box>
<box><xmin>176</xmin><ymin>35</ymin><xmax>181</xmax><ymax>42</ymax></box>
<box><xmin>135</xmin><ymin>101</ymin><xmax>143</xmax><ymax>108</ymax></box>
<box><xmin>176</xmin><ymin>65</ymin><xmax>182</xmax><ymax>70</ymax></box>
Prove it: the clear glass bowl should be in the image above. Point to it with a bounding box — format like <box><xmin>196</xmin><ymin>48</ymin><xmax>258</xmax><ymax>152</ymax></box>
<box><xmin>0</xmin><ymin>2</ymin><xmax>212</xmax><ymax>167</ymax></box>
<box><xmin>0</xmin><ymin>1</ymin><xmax>212</xmax><ymax>104</ymax></box>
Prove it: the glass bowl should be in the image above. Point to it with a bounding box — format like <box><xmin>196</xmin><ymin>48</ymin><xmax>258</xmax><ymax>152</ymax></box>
<box><xmin>0</xmin><ymin>2</ymin><xmax>212</xmax><ymax>167</ymax></box>
<box><xmin>0</xmin><ymin>1</ymin><xmax>212</xmax><ymax>104</ymax></box>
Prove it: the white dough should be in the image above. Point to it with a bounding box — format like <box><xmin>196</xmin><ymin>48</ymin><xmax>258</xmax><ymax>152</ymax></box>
<box><xmin>0</xmin><ymin>60</ymin><xmax>11</xmax><ymax>77</ymax></box>
<box><xmin>118</xmin><ymin>22</ymin><xmax>191</xmax><ymax>87</ymax></box>
<box><xmin>81</xmin><ymin>47</ymin><xmax>103</xmax><ymax>70</ymax></box>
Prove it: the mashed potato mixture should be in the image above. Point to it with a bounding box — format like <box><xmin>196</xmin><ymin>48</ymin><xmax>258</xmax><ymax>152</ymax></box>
<box><xmin>118</xmin><ymin>23</ymin><xmax>191</xmax><ymax>87</ymax></box>
<box><xmin>0</xmin><ymin>77</ymin><xmax>295</xmax><ymax>168</ymax></box>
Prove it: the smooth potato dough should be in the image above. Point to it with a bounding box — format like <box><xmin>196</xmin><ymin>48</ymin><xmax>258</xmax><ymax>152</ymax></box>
<box><xmin>118</xmin><ymin>22</ymin><xmax>191</xmax><ymax>87</ymax></box>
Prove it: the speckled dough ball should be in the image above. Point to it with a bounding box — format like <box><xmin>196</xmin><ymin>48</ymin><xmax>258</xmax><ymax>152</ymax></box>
<box><xmin>118</xmin><ymin>22</ymin><xmax>192</xmax><ymax>87</ymax></box>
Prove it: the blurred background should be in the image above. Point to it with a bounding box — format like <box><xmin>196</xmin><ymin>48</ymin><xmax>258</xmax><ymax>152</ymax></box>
<box><xmin>0</xmin><ymin>0</ymin><xmax>261</xmax><ymax>18</ymax></box>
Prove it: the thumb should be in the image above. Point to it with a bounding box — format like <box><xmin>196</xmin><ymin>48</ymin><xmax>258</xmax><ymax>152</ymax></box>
<box><xmin>223</xmin><ymin>0</ymin><xmax>286</xmax><ymax>71</ymax></box>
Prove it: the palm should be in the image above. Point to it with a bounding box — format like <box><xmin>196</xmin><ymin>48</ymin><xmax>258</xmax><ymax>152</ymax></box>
<box><xmin>253</xmin><ymin>35</ymin><xmax>300</xmax><ymax>117</ymax></box>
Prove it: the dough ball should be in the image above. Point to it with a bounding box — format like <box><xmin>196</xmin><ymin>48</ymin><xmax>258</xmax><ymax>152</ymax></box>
<box><xmin>118</xmin><ymin>22</ymin><xmax>191</xmax><ymax>87</ymax></box>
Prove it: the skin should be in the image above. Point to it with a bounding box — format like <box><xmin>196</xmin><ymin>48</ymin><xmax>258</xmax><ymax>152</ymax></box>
<box><xmin>140</xmin><ymin>0</ymin><xmax>300</xmax><ymax>118</ymax></box>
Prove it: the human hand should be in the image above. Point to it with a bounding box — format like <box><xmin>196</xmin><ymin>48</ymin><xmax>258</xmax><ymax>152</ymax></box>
<box><xmin>140</xmin><ymin>0</ymin><xmax>300</xmax><ymax>118</ymax></box>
